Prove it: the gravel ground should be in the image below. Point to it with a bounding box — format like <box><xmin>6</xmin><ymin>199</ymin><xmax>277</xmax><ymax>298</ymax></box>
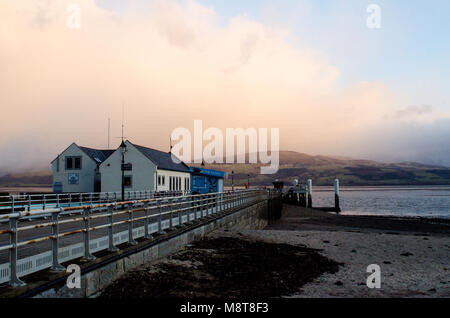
<box><xmin>101</xmin><ymin>204</ymin><xmax>450</xmax><ymax>298</ymax></box>
<box><xmin>239</xmin><ymin>229</ymin><xmax>450</xmax><ymax>297</ymax></box>
<box><xmin>261</xmin><ymin>205</ymin><xmax>450</xmax><ymax>298</ymax></box>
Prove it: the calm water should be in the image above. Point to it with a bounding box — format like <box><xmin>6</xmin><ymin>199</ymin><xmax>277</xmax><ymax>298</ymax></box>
<box><xmin>1</xmin><ymin>186</ymin><xmax>449</xmax><ymax>219</ymax></box>
<box><xmin>312</xmin><ymin>186</ymin><xmax>450</xmax><ymax>219</ymax></box>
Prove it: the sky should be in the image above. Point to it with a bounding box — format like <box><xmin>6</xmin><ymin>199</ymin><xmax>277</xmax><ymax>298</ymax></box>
<box><xmin>0</xmin><ymin>0</ymin><xmax>449</xmax><ymax>173</ymax></box>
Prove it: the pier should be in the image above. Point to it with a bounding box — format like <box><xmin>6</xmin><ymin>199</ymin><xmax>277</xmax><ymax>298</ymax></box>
<box><xmin>0</xmin><ymin>189</ymin><xmax>282</xmax><ymax>297</ymax></box>
<box><xmin>278</xmin><ymin>179</ymin><xmax>341</xmax><ymax>213</ymax></box>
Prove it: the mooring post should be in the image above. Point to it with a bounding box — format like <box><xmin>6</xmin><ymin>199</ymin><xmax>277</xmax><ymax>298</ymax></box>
<box><xmin>334</xmin><ymin>179</ymin><xmax>341</xmax><ymax>213</ymax></box>
<box><xmin>307</xmin><ymin>179</ymin><xmax>313</xmax><ymax>208</ymax></box>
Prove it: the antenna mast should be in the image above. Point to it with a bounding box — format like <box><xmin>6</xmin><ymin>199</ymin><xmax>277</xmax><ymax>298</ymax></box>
<box><xmin>108</xmin><ymin>117</ymin><xmax>110</xmax><ymax>149</ymax></box>
<box><xmin>122</xmin><ymin>104</ymin><xmax>125</xmax><ymax>143</ymax></box>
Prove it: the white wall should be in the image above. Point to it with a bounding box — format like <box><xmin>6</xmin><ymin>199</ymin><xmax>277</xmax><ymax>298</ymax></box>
<box><xmin>100</xmin><ymin>141</ymin><xmax>157</xmax><ymax>193</ymax></box>
<box><xmin>156</xmin><ymin>169</ymin><xmax>190</xmax><ymax>192</ymax></box>
<box><xmin>51</xmin><ymin>143</ymin><xmax>98</xmax><ymax>193</ymax></box>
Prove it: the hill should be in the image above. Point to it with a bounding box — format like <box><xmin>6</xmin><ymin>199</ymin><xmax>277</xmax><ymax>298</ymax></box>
<box><xmin>0</xmin><ymin>151</ymin><xmax>449</xmax><ymax>187</ymax></box>
<box><xmin>0</xmin><ymin>171</ymin><xmax>52</xmax><ymax>187</ymax></box>
<box><xmin>194</xmin><ymin>151</ymin><xmax>450</xmax><ymax>186</ymax></box>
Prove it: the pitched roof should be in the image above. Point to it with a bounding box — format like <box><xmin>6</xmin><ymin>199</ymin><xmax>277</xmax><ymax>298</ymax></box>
<box><xmin>79</xmin><ymin>147</ymin><xmax>115</xmax><ymax>164</ymax></box>
<box><xmin>131</xmin><ymin>143</ymin><xmax>190</xmax><ymax>173</ymax></box>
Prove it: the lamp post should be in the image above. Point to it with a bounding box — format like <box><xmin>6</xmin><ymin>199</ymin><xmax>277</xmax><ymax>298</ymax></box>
<box><xmin>120</xmin><ymin>140</ymin><xmax>127</xmax><ymax>201</ymax></box>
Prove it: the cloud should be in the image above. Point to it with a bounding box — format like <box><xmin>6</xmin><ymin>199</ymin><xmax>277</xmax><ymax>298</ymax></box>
<box><xmin>0</xmin><ymin>0</ymin><xmax>448</xmax><ymax>172</ymax></box>
<box><xmin>393</xmin><ymin>104</ymin><xmax>433</xmax><ymax>119</ymax></box>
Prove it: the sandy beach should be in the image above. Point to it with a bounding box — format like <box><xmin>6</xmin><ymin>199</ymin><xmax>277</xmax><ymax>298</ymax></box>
<box><xmin>100</xmin><ymin>204</ymin><xmax>450</xmax><ymax>298</ymax></box>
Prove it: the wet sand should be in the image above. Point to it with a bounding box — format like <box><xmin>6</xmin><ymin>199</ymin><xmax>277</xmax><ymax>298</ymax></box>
<box><xmin>264</xmin><ymin>205</ymin><xmax>450</xmax><ymax>297</ymax></box>
<box><xmin>100</xmin><ymin>205</ymin><xmax>450</xmax><ymax>298</ymax></box>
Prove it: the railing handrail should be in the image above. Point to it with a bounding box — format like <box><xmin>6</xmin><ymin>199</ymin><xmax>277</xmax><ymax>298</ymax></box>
<box><xmin>0</xmin><ymin>189</ymin><xmax>189</xmax><ymax>213</ymax></box>
<box><xmin>0</xmin><ymin>189</ymin><xmax>258</xmax><ymax>220</ymax></box>
<box><xmin>0</xmin><ymin>189</ymin><xmax>277</xmax><ymax>287</ymax></box>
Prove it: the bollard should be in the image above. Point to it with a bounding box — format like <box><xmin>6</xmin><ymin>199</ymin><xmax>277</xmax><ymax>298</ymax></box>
<box><xmin>307</xmin><ymin>179</ymin><xmax>313</xmax><ymax>208</ymax></box>
<box><xmin>334</xmin><ymin>179</ymin><xmax>341</xmax><ymax>213</ymax></box>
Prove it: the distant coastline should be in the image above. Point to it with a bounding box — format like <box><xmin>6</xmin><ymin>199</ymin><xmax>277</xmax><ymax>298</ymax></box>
<box><xmin>1</xmin><ymin>150</ymin><xmax>450</xmax><ymax>188</ymax></box>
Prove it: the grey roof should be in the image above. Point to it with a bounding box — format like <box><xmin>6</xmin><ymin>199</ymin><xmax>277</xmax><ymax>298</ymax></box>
<box><xmin>131</xmin><ymin>143</ymin><xmax>190</xmax><ymax>173</ymax></box>
<box><xmin>79</xmin><ymin>147</ymin><xmax>115</xmax><ymax>164</ymax></box>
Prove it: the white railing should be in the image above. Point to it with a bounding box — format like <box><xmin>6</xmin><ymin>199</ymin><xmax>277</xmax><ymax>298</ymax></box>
<box><xmin>0</xmin><ymin>190</ymin><xmax>188</xmax><ymax>215</ymax></box>
<box><xmin>0</xmin><ymin>189</ymin><xmax>268</xmax><ymax>287</ymax></box>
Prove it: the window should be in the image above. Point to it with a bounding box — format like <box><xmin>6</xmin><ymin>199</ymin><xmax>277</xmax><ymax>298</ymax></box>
<box><xmin>169</xmin><ymin>176</ymin><xmax>172</xmax><ymax>191</ymax></box>
<box><xmin>162</xmin><ymin>176</ymin><xmax>165</xmax><ymax>186</ymax></box>
<box><xmin>123</xmin><ymin>176</ymin><xmax>132</xmax><ymax>188</ymax></box>
<box><xmin>66</xmin><ymin>156</ymin><xmax>82</xmax><ymax>170</ymax></box>
<box><xmin>66</xmin><ymin>157</ymin><xmax>72</xmax><ymax>169</ymax></box>
<box><xmin>74</xmin><ymin>157</ymin><xmax>81</xmax><ymax>169</ymax></box>
<box><xmin>158</xmin><ymin>175</ymin><xmax>161</xmax><ymax>186</ymax></box>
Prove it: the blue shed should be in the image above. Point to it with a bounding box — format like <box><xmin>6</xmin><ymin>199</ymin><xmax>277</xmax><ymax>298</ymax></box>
<box><xmin>189</xmin><ymin>167</ymin><xmax>228</xmax><ymax>194</ymax></box>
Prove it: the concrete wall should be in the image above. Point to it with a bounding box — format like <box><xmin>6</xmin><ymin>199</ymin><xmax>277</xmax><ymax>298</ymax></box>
<box><xmin>51</xmin><ymin>143</ymin><xmax>98</xmax><ymax>193</ymax></box>
<box><xmin>31</xmin><ymin>196</ymin><xmax>279</xmax><ymax>298</ymax></box>
<box><xmin>100</xmin><ymin>141</ymin><xmax>157</xmax><ymax>193</ymax></box>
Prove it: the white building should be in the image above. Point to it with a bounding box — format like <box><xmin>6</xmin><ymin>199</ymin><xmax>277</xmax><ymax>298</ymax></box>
<box><xmin>99</xmin><ymin>140</ymin><xmax>191</xmax><ymax>193</ymax></box>
<box><xmin>51</xmin><ymin>143</ymin><xmax>114</xmax><ymax>193</ymax></box>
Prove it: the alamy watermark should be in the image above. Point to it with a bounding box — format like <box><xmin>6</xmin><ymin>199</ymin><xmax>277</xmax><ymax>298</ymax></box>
<box><xmin>66</xmin><ymin>3</ymin><xmax>81</xmax><ymax>29</ymax></box>
<box><xmin>66</xmin><ymin>264</ymin><xmax>81</xmax><ymax>289</ymax></box>
<box><xmin>170</xmin><ymin>120</ymin><xmax>280</xmax><ymax>174</ymax></box>
<box><xmin>366</xmin><ymin>264</ymin><xmax>381</xmax><ymax>289</ymax></box>
<box><xmin>367</xmin><ymin>4</ymin><xmax>381</xmax><ymax>29</ymax></box>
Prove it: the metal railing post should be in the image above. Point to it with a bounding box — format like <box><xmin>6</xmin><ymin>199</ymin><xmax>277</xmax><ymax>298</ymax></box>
<box><xmin>169</xmin><ymin>199</ymin><xmax>173</xmax><ymax>230</ymax></box>
<box><xmin>204</xmin><ymin>195</ymin><xmax>207</xmax><ymax>217</ymax></box>
<box><xmin>9</xmin><ymin>216</ymin><xmax>26</xmax><ymax>287</ymax></box>
<box><xmin>178</xmin><ymin>199</ymin><xmax>182</xmax><ymax>226</ymax></box>
<box><xmin>144</xmin><ymin>202</ymin><xmax>151</xmax><ymax>239</ymax></box>
<box><xmin>108</xmin><ymin>205</ymin><xmax>119</xmax><ymax>252</ymax></box>
<box><xmin>194</xmin><ymin>196</ymin><xmax>198</xmax><ymax>221</ymax></box>
<box><xmin>216</xmin><ymin>193</ymin><xmax>220</xmax><ymax>213</ymax></box>
<box><xmin>187</xmin><ymin>196</ymin><xmax>192</xmax><ymax>223</ymax></box>
<box><xmin>158</xmin><ymin>202</ymin><xmax>165</xmax><ymax>234</ymax></box>
<box><xmin>83</xmin><ymin>207</ymin><xmax>95</xmax><ymax>260</ymax></box>
<box><xmin>27</xmin><ymin>195</ymin><xmax>31</xmax><ymax>212</ymax></box>
<box><xmin>208</xmin><ymin>194</ymin><xmax>212</xmax><ymax>215</ymax></box>
<box><xmin>128</xmin><ymin>204</ymin><xmax>138</xmax><ymax>245</ymax></box>
<box><xmin>51</xmin><ymin>209</ymin><xmax>65</xmax><ymax>271</ymax></box>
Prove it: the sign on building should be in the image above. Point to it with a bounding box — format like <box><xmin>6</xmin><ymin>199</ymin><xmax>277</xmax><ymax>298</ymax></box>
<box><xmin>68</xmin><ymin>173</ymin><xmax>79</xmax><ymax>185</ymax></box>
<box><xmin>121</xmin><ymin>163</ymin><xmax>133</xmax><ymax>171</ymax></box>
